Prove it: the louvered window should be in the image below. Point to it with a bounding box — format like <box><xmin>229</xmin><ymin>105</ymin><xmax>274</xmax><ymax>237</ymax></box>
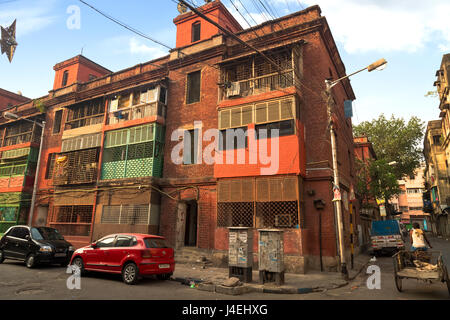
<box><xmin>61</xmin><ymin>133</ymin><xmax>102</xmax><ymax>153</ymax></box>
<box><xmin>219</xmin><ymin>105</ymin><xmax>253</xmax><ymax>130</ymax></box>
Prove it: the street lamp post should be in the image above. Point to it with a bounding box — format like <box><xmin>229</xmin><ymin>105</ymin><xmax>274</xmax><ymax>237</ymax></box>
<box><xmin>324</xmin><ymin>58</ymin><xmax>387</xmax><ymax>280</ymax></box>
<box><xmin>3</xmin><ymin>112</ymin><xmax>45</xmax><ymax>227</ymax></box>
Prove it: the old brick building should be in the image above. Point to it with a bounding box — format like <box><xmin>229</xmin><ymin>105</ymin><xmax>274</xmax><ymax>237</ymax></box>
<box><xmin>0</xmin><ymin>88</ymin><xmax>30</xmax><ymax>110</ymax></box>
<box><xmin>2</xmin><ymin>1</ymin><xmax>360</xmax><ymax>272</ymax></box>
<box><xmin>353</xmin><ymin>136</ymin><xmax>380</xmax><ymax>249</ymax></box>
<box><xmin>0</xmin><ymin>98</ymin><xmax>42</xmax><ymax>235</ymax></box>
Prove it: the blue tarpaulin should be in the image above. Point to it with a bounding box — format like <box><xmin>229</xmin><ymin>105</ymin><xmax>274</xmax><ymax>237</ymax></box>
<box><xmin>370</xmin><ymin>220</ymin><xmax>401</xmax><ymax>236</ymax></box>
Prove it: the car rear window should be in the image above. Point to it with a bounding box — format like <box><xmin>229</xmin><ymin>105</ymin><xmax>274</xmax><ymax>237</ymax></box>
<box><xmin>144</xmin><ymin>238</ymin><xmax>168</xmax><ymax>248</ymax></box>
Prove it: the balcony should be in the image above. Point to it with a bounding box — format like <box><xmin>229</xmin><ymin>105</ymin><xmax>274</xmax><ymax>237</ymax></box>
<box><xmin>219</xmin><ymin>46</ymin><xmax>301</xmax><ymax>101</ymax></box>
<box><xmin>108</xmin><ymin>101</ymin><xmax>166</xmax><ymax>125</ymax></box>
<box><xmin>2</xmin><ymin>122</ymin><xmax>41</xmax><ymax>147</ymax></box>
<box><xmin>53</xmin><ymin>148</ymin><xmax>99</xmax><ymax>185</ymax></box>
<box><xmin>64</xmin><ymin>98</ymin><xmax>105</xmax><ymax>131</ymax></box>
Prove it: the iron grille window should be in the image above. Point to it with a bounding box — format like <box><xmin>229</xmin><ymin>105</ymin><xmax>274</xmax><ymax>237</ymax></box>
<box><xmin>101</xmin><ymin>204</ymin><xmax>150</xmax><ymax>225</ymax></box>
<box><xmin>217</xmin><ymin>177</ymin><xmax>301</xmax><ymax>228</ymax></box>
<box><xmin>53</xmin><ymin>148</ymin><xmax>99</xmax><ymax>185</ymax></box>
<box><xmin>101</xmin><ymin>124</ymin><xmax>163</xmax><ymax>180</ymax></box>
<box><xmin>53</xmin><ymin>110</ymin><xmax>63</xmax><ymax>134</ymax></box>
<box><xmin>65</xmin><ymin>99</ymin><xmax>104</xmax><ymax>130</ymax></box>
<box><xmin>256</xmin><ymin>201</ymin><xmax>299</xmax><ymax>228</ymax></box>
<box><xmin>186</xmin><ymin>71</ymin><xmax>201</xmax><ymax>104</ymax></box>
<box><xmin>192</xmin><ymin>22</ymin><xmax>201</xmax><ymax>42</ymax></box>
<box><xmin>53</xmin><ymin>206</ymin><xmax>92</xmax><ymax>223</ymax></box>
<box><xmin>217</xmin><ymin>202</ymin><xmax>254</xmax><ymax>227</ymax></box>
<box><xmin>0</xmin><ymin>207</ymin><xmax>18</xmax><ymax>222</ymax></box>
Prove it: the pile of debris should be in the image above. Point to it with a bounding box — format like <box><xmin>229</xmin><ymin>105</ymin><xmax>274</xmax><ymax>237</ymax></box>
<box><xmin>412</xmin><ymin>260</ymin><xmax>438</xmax><ymax>272</ymax></box>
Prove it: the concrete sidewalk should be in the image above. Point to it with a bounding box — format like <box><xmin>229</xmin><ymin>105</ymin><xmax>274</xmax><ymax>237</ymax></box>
<box><xmin>170</xmin><ymin>254</ymin><xmax>371</xmax><ymax>295</ymax></box>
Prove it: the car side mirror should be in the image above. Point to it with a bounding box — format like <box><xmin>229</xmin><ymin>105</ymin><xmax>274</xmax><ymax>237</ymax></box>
<box><xmin>91</xmin><ymin>242</ymin><xmax>97</xmax><ymax>248</ymax></box>
<box><xmin>25</xmin><ymin>235</ymin><xmax>31</xmax><ymax>241</ymax></box>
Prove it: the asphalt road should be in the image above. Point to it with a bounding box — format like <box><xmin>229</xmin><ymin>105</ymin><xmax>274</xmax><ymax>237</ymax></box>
<box><xmin>0</xmin><ymin>235</ymin><xmax>448</xmax><ymax>300</ymax></box>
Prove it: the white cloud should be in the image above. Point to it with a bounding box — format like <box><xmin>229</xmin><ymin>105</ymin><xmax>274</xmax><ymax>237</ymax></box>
<box><xmin>233</xmin><ymin>0</ymin><xmax>450</xmax><ymax>54</ymax></box>
<box><xmin>129</xmin><ymin>37</ymin><xmax>167</xmax><ymax>58</ymax></box>
<box><xmin>101</xmin><ymin>36</ymin><xmax>168</xmax><ymax>59</ymax></box>
<box><xmin>298</xmin><ymin>0</ymin><xmax>450</xmax><ymax>53</ymax></box>
<box><xmin>0</xmin><ymin>0</ymin><xmax>57</xmax><ymax>37</ymax></box>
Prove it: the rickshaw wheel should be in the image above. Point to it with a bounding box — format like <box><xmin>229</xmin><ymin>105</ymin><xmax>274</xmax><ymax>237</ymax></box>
<box><xmin>395</xmin><ymin>275</ymin><xmax>402</xmax><ymax>292</ymax></box>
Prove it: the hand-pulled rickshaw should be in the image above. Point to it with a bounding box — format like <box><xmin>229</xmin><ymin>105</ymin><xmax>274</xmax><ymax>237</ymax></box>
<box><xmin>393</xmin><ymin>249</ymin><xmax>450</xmax><ymax>295</ymax></box>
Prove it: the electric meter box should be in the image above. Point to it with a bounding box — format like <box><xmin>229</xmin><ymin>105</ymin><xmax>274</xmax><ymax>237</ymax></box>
<box><xmin>228</xmin><ymin>227</ymin><xmax>253</xmax><ymax>268</ymax></box>
<box><xmin>258</xmin><ymin>229</ymin><xmax>284</xmax><ymax>285</ymax></box>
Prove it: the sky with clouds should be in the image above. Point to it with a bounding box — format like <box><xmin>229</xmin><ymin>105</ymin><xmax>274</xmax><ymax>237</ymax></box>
<box><xmin>0</xmin><ymin>0</ymin><xmax>447</xmax><ymax>126</ymax></box>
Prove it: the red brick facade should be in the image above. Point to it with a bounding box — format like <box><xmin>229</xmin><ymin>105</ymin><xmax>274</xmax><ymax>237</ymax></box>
<box><xmin>1</xmin><ymin>1</ymin><xmax>362</xmax><ymax>273</ymax></box>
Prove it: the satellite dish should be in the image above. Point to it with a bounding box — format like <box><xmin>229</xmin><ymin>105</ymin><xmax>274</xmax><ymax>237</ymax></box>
<box><xmin>177</xmin><ymin>3</ymin><xmax>188</xmax><ymax>14</ymax></box>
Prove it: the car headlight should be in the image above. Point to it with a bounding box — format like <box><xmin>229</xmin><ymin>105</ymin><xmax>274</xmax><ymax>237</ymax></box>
<box><xmin>39</xmin><ymin>245</ymin><xmax>53</xmax><ymax>253</ymax></box>
<box><xmin>69</xmin><ymin>246</ymin><xmax>75</xmax><ymax>251</ymax></box>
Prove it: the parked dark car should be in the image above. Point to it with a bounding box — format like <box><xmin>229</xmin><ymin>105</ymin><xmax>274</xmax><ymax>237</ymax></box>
<box><xmin>70</xmin><ymin>233</ymin><xmax>175</xmax><ymax>285</ymax></box>
<box><xmin>0</xmin><ymin>225</ymin><xmax>75</xmax><ymax>268</ymax></box>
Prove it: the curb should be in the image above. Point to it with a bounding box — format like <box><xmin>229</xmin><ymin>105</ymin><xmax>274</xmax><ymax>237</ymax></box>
<box><xmin>172</xmin><ymin>275</ymin><xmax>349</xmax><ymax>295</ymax></box>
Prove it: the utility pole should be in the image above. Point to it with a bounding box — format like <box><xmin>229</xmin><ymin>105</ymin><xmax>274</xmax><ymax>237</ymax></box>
<box><xmin>324</xmin><ymin>58</ymin><xmax>387</xmax><ymax>280</ymax></box>
<box><xmin>324</xmin><ymin>85</ymin><xmax>348</xmax><ymax>280</ymax></box>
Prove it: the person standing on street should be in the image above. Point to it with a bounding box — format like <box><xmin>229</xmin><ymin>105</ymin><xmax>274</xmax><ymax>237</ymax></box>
<box><xmin>409</xmin><ymin>222</ymin><xmax>432</xmax><ymax>251</ymax></box>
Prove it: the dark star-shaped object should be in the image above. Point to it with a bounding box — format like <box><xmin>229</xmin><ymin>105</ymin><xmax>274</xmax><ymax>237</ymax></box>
<box><xmin>1</xmin><ymin>20</ymin><xmax>17</xmax><ymax>63</ymax></box>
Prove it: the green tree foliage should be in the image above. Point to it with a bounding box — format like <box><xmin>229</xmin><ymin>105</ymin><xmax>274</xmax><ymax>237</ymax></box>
<box><xmin>353</xmin><ymin>114</ymin><xmax>425</xmax><ymax>180</ymax></box>
<box><xmin>355</xmin><ymin>159</ymin><xmax>401</xmax><ymax>207</ymax></box>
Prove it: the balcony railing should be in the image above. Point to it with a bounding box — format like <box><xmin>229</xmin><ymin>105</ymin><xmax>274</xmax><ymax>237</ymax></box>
<box><xmin>108</xmin><ymin>101</ymin><xmax>166</xmax><ymax>125</ymax></box>
<box><xmin>220</xmin><ymin>71</ymin><xmax>295</xmax><ymax>101</ymax></box>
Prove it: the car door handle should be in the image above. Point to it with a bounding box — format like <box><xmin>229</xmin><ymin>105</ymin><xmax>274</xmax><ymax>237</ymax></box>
<box><xmin>15</xmin><ymin>243</ymin><xmax>19</xmax><ymax>247</ymax></box>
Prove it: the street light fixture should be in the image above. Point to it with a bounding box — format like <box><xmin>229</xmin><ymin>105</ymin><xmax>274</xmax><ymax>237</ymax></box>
<box><xmin>324</xmin><ymin>58</ymin><xmax>387</xmax><ymax>280</ymax></box>
<box><xmin>3</xmin><ymin>111</ymin><xmax>45</xmax><ymax>227</ymax></box>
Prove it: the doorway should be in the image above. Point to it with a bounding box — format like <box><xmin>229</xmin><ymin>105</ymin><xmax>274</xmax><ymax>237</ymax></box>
<box><xmin>184</xmin><ymin>200</ymin><xmax>198</xmax><ymax>247</ymax></box>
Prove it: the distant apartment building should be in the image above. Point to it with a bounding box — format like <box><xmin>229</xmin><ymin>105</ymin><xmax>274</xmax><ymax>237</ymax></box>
<box><xmin>391</xmin><ymin>164</ymin><xmax>431</xmax><ymax>230</ymax></box>
<box><xmin>426</xmin><ymin>52</ymin><xmax>450</xmax><ymax>237</ymax></box>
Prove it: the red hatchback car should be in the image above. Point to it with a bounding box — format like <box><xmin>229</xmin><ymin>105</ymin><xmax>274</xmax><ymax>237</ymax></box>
<box><xmin>69</xmin><ymin>233</ymin><xmax>175</xmax><ymax>285</ymax></box>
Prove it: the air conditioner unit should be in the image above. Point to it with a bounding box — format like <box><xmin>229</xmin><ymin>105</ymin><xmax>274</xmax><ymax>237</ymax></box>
<box><xmin>274</xmin><ymin>214</ymin><xmax>292</xmax><ymax>227</ymax></box>
<box><xmin>226</xmin><ymin>82</ymin><xmax>241</xmax><ymax>98</ymax></box>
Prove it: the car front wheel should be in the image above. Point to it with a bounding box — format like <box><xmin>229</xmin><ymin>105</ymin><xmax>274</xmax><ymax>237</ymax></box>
<box><xmin>71</xmin><ymin>257</ymin><xmax>85</xmax><ymax>275</ymax></box>
<box><xmin>122</xmin><ymin>263</ymin><xmax>139</xmax><ymax>285</ymax></box>
<box><xmin>25</xmin><ymin>254</ymin><xmax>36</xmax><ymax>268</ymax></box>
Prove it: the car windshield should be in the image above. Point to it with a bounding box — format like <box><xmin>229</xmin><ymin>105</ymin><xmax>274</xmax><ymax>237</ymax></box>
<box><xmin>144</xmin><ymin>238</ymin><xmax>168</xmax><ymax>248</ymax></box>
<box><xmin>31</xmin><ymin>227</ymin><xmax>65</xmax><ymax>240</ymax></box>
